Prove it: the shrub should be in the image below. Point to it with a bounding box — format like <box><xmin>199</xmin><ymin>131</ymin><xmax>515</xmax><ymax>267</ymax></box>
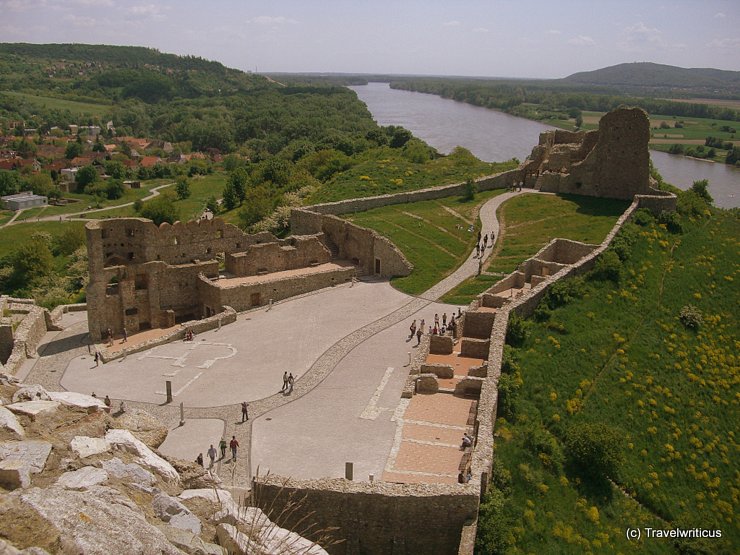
<box><xmin>591</xmin><ymin>250</ymin><xmax>622</xmax><ymax>283</ymax></box>
<box><xmin>632</xmin><ymin>208</ymin><xmax>654</xmax><ymax>227</ymax></box>
<box><xmin>658</xmin><ymin>210</ymin><xmax>683</xmax><ymax>233</ymax></box>
<box><xmin>690</xmin><ymin>179</ymin><xmax>713</xmax><ymax>205</ymax></box>
<box><xmin>462</xmin><ymin>177</ymin><xmax>477</xmax><ymax>201</ymax></box>
<box><xmin>497</xmin><ymin>371</ymin><xmax>522</xmax><ymax>421</ymax></box>
<box><xmin>133</xmin><ymin>199</ymin><xmax>143</xmax><ymax>213</ymax></box>
<box><xmin>679</xmin><ymin>304</ymin><xmax>703</xmax><ymax>330</ymax></box>
<box><xmin>491</xmin><ymin>458</ymin><xmax>512</xmax><ymax>496</ymax></box>
<box><xmin>523</xmin><ymin>425</ymin><xmax>565</xmax><ymax>472</ymax></box>
<box><xmin>505</xmin><ymin>314</ymin><xmax>529</xmax><ymax>346</ymax></box>
<box><xmin>476</xmin><ymin>486</ymin><xmax>511</xmax><ymax>554</ymax></box>
<box><xmin>610</xmin><ymin>223</ymin><xmax>639</xmax><ymax>261</ymax></box>
<box><xmin>565</xmin><ymin>422</ymin><xmax>624</xmax><ymax>480</ymax></box>
<box><xmin>545</xmin><ymin>276</ymin><xmax>586</xmax><ymax>309</ymax></box>
<box><xmin>501</xmin><ymin>345</ymin><xmax>520</xmax><ymax>374</ymax></box>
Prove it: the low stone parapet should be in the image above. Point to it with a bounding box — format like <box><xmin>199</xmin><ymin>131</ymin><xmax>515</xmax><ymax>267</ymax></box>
<box><xmin>416</xmin><ymin>373</ymin><xmax>439</xmax><ymax>393</ymax></box>
<box><xmin>429</xmin><ymin>334</ymin><xmax>454</xmax><ymax>355</ymax></box>
<box><xmin>420</xmin><ymin>363</ymin><xmax>454</xmax><ymax>379</ymax></box>
<box><xmin>460</xmin><ymin>338</ymin><xmax>490</xmax><ymax>359</ymax></box>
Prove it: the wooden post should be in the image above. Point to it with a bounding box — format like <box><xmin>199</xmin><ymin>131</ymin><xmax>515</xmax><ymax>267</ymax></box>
<box><xmin>166</xmin><ymin>381</ymin><xmax>172</xmax><ymax>404</ymax></box>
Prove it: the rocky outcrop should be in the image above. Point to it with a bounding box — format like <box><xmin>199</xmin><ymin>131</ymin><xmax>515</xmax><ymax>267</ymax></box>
<box><xmin>0</xmin><ymin>377</ymin><xmax>324</xmax><ymax>554</ymax></box>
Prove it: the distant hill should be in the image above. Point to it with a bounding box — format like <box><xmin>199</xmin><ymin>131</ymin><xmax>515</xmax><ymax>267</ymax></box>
<box><xmin>563</xmin><ymin>62</ymin><xmax>740</xmax><ymax>98</ymax></box>
<box><xmin>0</xmin><ymin>42</ymin><xmax>269</xmax><ymax>101</ymax></box>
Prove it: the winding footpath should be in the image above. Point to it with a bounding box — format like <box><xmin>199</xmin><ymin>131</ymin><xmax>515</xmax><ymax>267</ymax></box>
<box><xmin>20</xmin><ymin>189</ymin><xmax>529</xmax><ymax>487</ymax></box>
<box><xmin>1</xmin><ymin>182</ymin><xmax>174</xmax><ymax>228</ymax></box>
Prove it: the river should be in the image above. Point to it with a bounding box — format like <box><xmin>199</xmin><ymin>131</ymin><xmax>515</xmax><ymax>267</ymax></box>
<box><xmin>350</xmin><ymin>82</ymin><xmax>739</xmax><ymax>209</ymax></box>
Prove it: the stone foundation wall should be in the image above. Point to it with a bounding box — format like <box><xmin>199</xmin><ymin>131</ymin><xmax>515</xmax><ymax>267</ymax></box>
<box><xmin>197</xmin><ymin>266</ymin><xmax>356</xmax><ymax>313</ymax></box>
<box><xmin>462</xmin><ymin>311</ymin><xmax>495</xmax><ymax>339</ymax></box>
<box><xmin>225</xmin><ymin>236</ymin><xmax>330</xmax><ymax>277</ymax></box>
<box><xmin>0</xmin><ymin>298</ymin><xmax>51</xmax><ymax>375</ymax></box>
<box><xmin>429</xmin><ymin>334</ymin><xmax>454</xmax><ymax>355</ymax></box>
<box><xmin>253</xmin><ymin>477</ymin><xmax>479</xmax><ymax>555</ymax></box>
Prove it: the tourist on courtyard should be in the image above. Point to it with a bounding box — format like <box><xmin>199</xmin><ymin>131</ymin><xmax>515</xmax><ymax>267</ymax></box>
<box><xmin>219</xmin><ymin>438</ymin><xmax>227</xmax><ymax>459</ymax></box>
<box><xmin>458</xmin><ymin>471</ymin><xmax>466</xmax><ymax>484</ymax></box>
<box><xmin>461</xmin><ymin>433</ymin><xmax>473</xmax><ymax>449</ymax></box>
<box><xmin>416</xmin><ymin>327</ymin><xmax>422</xmax><ymax>345</ymax></box>
<box><xmin>287</xmin><ymin>373</ymin><xmax>295</xmax><ymax>394</ymax></box>
<box><xmin>241</xmin><ymin>401</ymin><xmax>249</xmax><ymax>422</ymax></box>
<box><xmin>281</xmin><ymin>371</ymin><xmax>289</xmax><ymax>392</ymax></box>
<box><xmin>207</xmin><ymin>444</ymin><xmax>217</xmax><ymax>467</ymax></box>
<box><xmin>107</xmin><ymin>328</ymin><xmax>113</xmax><ymax>346</ymax></box>
<box><xmin>121</xmin><ymin>327</ymin><xmax>127</xmax><ymax>343</ymax></box>
<box><xmin>477</xmin><ymin>230</ymin><xmax>481</xmax><ymax>243</ymax></box>
<box><xmin>94</xmin><ymin>351</ymin><xmax>99</xmax><ymax>367</ymax></box>
<box><xmin>104</xmin><ymin>395</ymin><xmax>111</xmax><ymax>409</ymax></box>
<box><xmin>229</xmin><ymin>436</ymin><xmax>239</xmax><ymax>462</ymax></box>
<box><xmin>409</xmin><ymin>320</ymin><xmax>416</xmax><ymax>339</ymax></box>
<box><xmin>442</xmin><ymin>313</ymin><xmax>447</xmax><ymax>326</ymax></box>
<box><xmin>419</xmin><ymin>319</ymin><xmax>425</xmax><ymax>332</ymax></box>
<box><xmin>196</xmin><ymin>453</ymin><xmax>203</xmax><ymax>467</ymax></box>
<box><xmin>434</xmin><ymin>314</ymin><xmax>439</xmax><ymax>327</ymax></box>
<box><xmin>475</xmin><ymin>244</ymin><xmax>480</xmax><ymax>257</ymax></box>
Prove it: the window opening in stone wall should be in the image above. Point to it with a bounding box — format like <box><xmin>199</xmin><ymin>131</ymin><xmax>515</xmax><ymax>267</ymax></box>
<box><xmin>375</xmin><ymin>258</ymin><xmax>381</xmax><ymax>274</ymax></box>
<box><xmin>101</xmin><ymin>229</ymin><xmax>108</xmax><ymax>239</ymax></box>
<box><xmin>106</xmin><ymin>276</ymin><xmax>119</xmax><ymax>296</ymax></box>
<box><xmin>134</xmin><ymin>274</ymin><xmax>148</xmax><ymax>290</ymax></box>
<box><xmin>124</xmin><ymin>307</ymin><xmax>138</xmax><ymax>316</ymax></box>
<box><xmin>127</xmin><ymin>252</ymin><xmax>135</xmax><ymax>260</ymax></box>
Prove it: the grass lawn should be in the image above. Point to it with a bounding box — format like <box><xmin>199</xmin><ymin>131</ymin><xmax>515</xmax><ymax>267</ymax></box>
<box><xmin>2</xmin><ymin>90</ymin><xmax>111</xmax><ymax>118</ymax></box>
<box><xmin>343</xmin><ymin>189</ymin><xmax>505</xmax><ymax>295</ymax></box>
<box><xmin>0</xmin><ymin>221</ymin><xmax>86</xmax><ymax>259</ymax></box>
<box><xmin>478</xmin><ymin>210</ymin><xmax>739</xmax><ymax>553</ymax></box>
<box><xmin>441</xmin><ymin>193</ymin><xmax>629</xmax><ymax>305</ymax></box>
<box><xmin>312</xmin><ymin>147</ymin><xmax>517</xmax><ymax>203</ymax></box>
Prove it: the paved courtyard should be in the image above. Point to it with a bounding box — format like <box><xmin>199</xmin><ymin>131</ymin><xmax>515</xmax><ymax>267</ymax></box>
<box><xmin>21</xmin><ymin>190</ymin><xmax>527</xmax><ymax>486</ymax></box>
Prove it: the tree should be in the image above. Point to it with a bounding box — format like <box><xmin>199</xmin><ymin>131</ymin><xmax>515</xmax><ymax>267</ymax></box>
<box><xmin>74</xmin><ymin>165</ymin><xmax>98</xmax><ymax>192</ymax></box>
<box><xmin>9</xmin><ymin>239</ymin><xmax>54</xmax><ymax>290</ymax></box>
<box><xmin>462</xmin><ymin>177</ymin><xmax>477</xmax><ymax>201</ymax></box>
<box><xmin>104</xmin><ymin>160</ymin><xmax>127</xmax><ymax>179</ymax></box>
<box><xmin>238</xmin><ymin>186</ymin><xmax>272</xmax><ymax>229</ymax></box>
<box><xmin>24</xmin><ymin>172</ymin><xmax>54</xmax><ymax>196</ymax></box>
<box><xmin>260</xmin><ymin>158</ymin><xmax>290</xmax><ymax>187</ymax></box>
<box><xmin>690</xmin><ymin>179</ymin><xmax>713</xmax><ymax>205</ymax></box>
<box><xmin>65</xmin><ymin>141</ymin><xmax>83</xmax><ymax>159</ymax></box>
<box><xmin>139</xmin><ymin>193</ymin><xmax>179</xmax><ymax>225</ymax></box>
<box><xmin>228</xmin><ymin>168</ymin><xmax>249</xmax><ymax>203</ymax></box>
<box><xmin>222</xmin><ymin>181</ymin><xmax>238</xmax><ymax>211</ymax></box>
<box><xmin>205</xmin><ymin>195</ymin><xmax>219</xmax><ymax>215</ymax></box>
<box><xmin>565</xmin><ymin>422</ymin><xmax>624</xmax><ymax>480</ymax></box>
<box><xmin>0</xmin><ymin>169</ymin><xmax>22</xmax><ymax>196</ymax></box>
<box><xmin>175</xmin><ymin>176</ymin><xmax>191</xmax><ymax>200</ymax></box>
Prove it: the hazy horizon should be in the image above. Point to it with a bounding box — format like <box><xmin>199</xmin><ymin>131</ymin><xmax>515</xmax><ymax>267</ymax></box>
<box><xmin>1</xmin><ymin>0</ymin><xmax>738</xmax><ymax>79</ymax></box>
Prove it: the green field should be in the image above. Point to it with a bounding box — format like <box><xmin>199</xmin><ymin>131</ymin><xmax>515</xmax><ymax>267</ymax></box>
<box><xmin>0</xmin><ymin>221</ymin><xmax>86</xmax><ymax>259</ymax></box>
<box><xmin>478</xmin><ymin>210</ymin><xmax>739</xmax><ymax>553</ymax></box>
<box><xmin>441</xmin><ymin>194</ymin><xmax>629</xmax><ymax>305</ymax></box>
<box><xmin>343</xmin><ymin>189</ymin><xmax>504</xmax><ymax>294</ymax></box>
<box><xmin>2</xmin><ymin>90</ymin><xmax>112</xmax><ymax>118</ymax></box>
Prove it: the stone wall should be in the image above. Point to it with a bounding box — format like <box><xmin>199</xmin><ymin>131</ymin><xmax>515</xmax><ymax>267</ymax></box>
<box><xmin>253</xmin><ymin>476</ymin><xmax>479</xmax><ymax>555</ymax></box>
<box><xmin>225</xmin><ymin>236</ymin><xmax>330</xmax><ymax>277</ymax></box>
<box><xmin>0</xmin><ymin>297</ymin><xmax>51</xmax><ymax>375</ymax></box>
<box><xmin>197</xmin><ymin>265</ymin><xmax>356</xmax><ymax>313</ymax></box>
<box><xmin>294</xmin><ymin>170</ymin><xmax>520</xmax><ymax>217</ymax></box>
<box><xmin>462</xmin><ymin>311</ymin><xmax>495</xmax><ymax>339</ymax></box>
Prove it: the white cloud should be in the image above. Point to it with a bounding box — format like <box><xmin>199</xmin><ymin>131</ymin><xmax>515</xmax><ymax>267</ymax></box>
<box><xmin>568</xmin><ymin>35</ymin><xmax>595</xmax><ymax>46</ymax></box>
<box><xmin>714</xmin><ymin>12</ymin><xmax>725</xmax><ymax>19</ymax></box>
<box><xmin>127</xmin><ymin>4</ymin><xmax>164</xmax><ymax>18</ymax></box>
<box><xmin>248</xmin><ymin>15</ymin><xmax>297</xmax><ymax>26</ymax></box>
<box><xmin>443</xmin><ymin>20</ymin><xmax>461</xmax><ymax>27</ymax></box>
<box><xmin>63</xmin><ymin>13</ymin><xmax>96</xmax><ymax>27</ymax></box>
<box><xmin>72</xmin><ymin>0</ymin><xmax>113</xmax><ymax>6</ymax></box>
<box><xmin>1</xmin><ymin>0</ymin><xmax>47</xmax><ymax>10</ymax></box>
<box><xmin>547</xmin><ymin>29</ymin><xmax>562</xmax><ymax>35</ymax></box>
<box><xmin>472</xmin><ymin>27</ymin><xmax>489</xmax><ymax>33</ymax></box>
<box><xmin>707</xmin><ymin>37</ymin><xmax>740</xmax><ymax>49</ymax></box>
<box><xmin>619</xmin><ymin>21</ymin><xmax>664</xmax><ymax>50</ymax></box>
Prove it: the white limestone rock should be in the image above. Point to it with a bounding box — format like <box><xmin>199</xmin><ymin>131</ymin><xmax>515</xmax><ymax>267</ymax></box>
<box><xmin>105</xmin><ymin>429</ymin><xmax>179</xmax><ymax>483</ymax></box>
<box><xmin>11</xmin><ymin>385</ymin><xmax>50</xmax><ymax>403</ymax></box>
<box><xmin>0</xmin><ymin>440</ymin><xmax>52</xmax><ymax>489</ymax></box>
<box><xmin>215</xmin><ymin>523</ymin><xmax>251</xmax><ymax>555</ymax></box>
<box><xmin>0</xmin><ymin>372</ymin><xmax>21</xmax><ymax>386</ymax></box>
<box><xmin>153</xmin><ymin>492</ymin><xmax>202</xmax><ymax>535</ymax></box>
<box><xmin>47</xmin><ymin>391</ymin><xmax>106</xmax><ymax>411</ymax></box>
<box><xmin>56</xmin><ymin>466</ymin><xmax>108</xmax><ymax>490</ymax></box>
<box><xmin>5</xmin><ymin>401</ymin><xmax>59</xmax><ymax>419</ymax></box>
<box><xmin>0</xmin><ymin>406</ymin><xmax>25</xmax><ymax>438</ymax></box>
<box><xmin>159</xmin><ymin>526</ymin><xmax>225</xmax><ymax>555</ymax></box>
<box><xmin>70</xmin><ymin>436</ymin><xmax>110</xmax><ymax>459</ymax></box>
<box><xmin>101</xmin><ymin>457</ymin><xmax>156</xmax><ymax>487</ymax></box>
<box><xmin>179</xmin><ymin>488</ymin><xmax>244</xmax><ymax>526</ymax></box>
<box><xmin>14</xmin><ymin>486</ymin><xmax>185</xmax><ymax>555</ymax></box>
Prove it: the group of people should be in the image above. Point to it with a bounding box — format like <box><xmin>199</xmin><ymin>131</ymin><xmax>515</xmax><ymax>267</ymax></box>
<box><xmin>475</xmin><ymin>229</ymin><xmax>495</xmax><ymax>259</ymax></box>
<box><xmin>409</xmin><ymin>308</ymin><xmax>463</xmax><ymax>345</ymax></box>
<box><xmin>196</xmin><ymin>435</ymin><xmax>240</xmax><ymax>468</ymax></box>
<box><xmin>184</xmin><ymin>329</ymin><xmax>196</xmax><ymax>341</ymax></box>
<box><xmin>91</xmin><ymin>392</ymin><xmax>124</xmax><ymax>414</ymax></box>
<box><xmin>281</xmin><ymin>371</ymin><xmax>295</xmax><ymax>394</ymax></box>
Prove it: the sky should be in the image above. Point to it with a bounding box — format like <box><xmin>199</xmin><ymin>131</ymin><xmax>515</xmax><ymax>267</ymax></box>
<box><xmin>1</xmin><ymin>0</ymin><xmax>739</xmax><ymax>78</ymax></box>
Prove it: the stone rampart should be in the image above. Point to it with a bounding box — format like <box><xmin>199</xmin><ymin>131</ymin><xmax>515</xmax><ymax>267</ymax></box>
<box><xmin>253</xmin><ymin>476</ymin><xmax>479</xmax><ymax>555</ymax></box>
<box><xmin>0</xmin><ymin>297</ymin><xmax>52</xmax><ymax>375</ymax></box>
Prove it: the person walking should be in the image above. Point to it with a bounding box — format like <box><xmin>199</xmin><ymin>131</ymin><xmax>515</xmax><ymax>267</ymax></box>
<box><xmin>241</xmin><ymin>401</ymin><xmax>249</xmax><ymax>422</ymax></box>
<box><xmin>434</xmin><ymin>314</ymin><xmax>439</xmax><ymax>327</ymax></box>
<box><xmin>287</xmin><ymin>373</ymin><xmax>295</xmax><ymax>394</ymax></box>
<box><xmin>416</xmin><ymin>327</ymin><xmax>422</xmax><ymax>345</ymax></box>
<box><xmin>219</xmin><ymin>438</ymin><xmax>227</xmax><ymax>460</ymax></box>
<box><xmin>442</xmin><ymin>313</ymin><xmax>447</xmax><ymax>327</ymax></box>
<box><xmin>483</xmin><ymin>234</ymin><xmax>488</xmax><ymax>249</ymax></box>
<box><xmin>409</xmin><ymin>320</ymin><xmax>416</xmax><ymax>339</ymax></box>
<box><xmin>196</xmin><ymin>453</ymin><xmax>203</xmax><ymax>467</ymax></box>
<box><xmin>121</xmin><ymin>327</ymin><xmax>128</xmax><ymax>343</ymax></box>
<box><xmin>207</xmin><ymin>444</ymin><xmax>217</xmax><ymax>468</ymax></box>
<box><xmin>281</xmin><ymin>371</ymin><xmax>289</xmax><ymax>392</ymax></box>
<box><xmin>475</xmin><ymin>244</ymin><xmax>480</xmax><ymax>257</ymax></box>
<box><xmin>229</xmin><ymin>436</ymin><xmax>239</xmax><ymax>462</ymax></box>
<box><xmin>94</xmin><ymin>350</ymin><xmax>99</xmax><ymax>367</ymax></box>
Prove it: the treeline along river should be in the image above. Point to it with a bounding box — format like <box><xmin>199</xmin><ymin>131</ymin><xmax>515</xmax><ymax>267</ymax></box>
<box><xmin>350</xmin><ymin>83</ymin><xmax>738</xmax><ymax>209</ymax></box>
